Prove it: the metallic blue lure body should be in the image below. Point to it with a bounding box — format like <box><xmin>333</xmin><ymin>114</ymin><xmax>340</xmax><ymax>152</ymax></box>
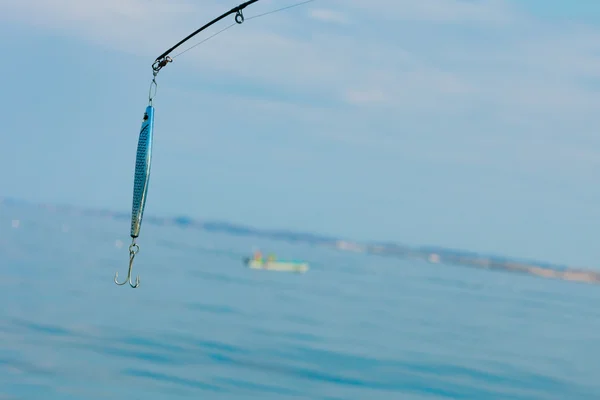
<box><xmin>131</xmin><ymin>106</ymin><xmax>154</xmax><ymax>239</ymax></box>
<box><xmin>114</xmin><ymin>106</ymin><xmax>154</xmax><ymax>288</ymax></box>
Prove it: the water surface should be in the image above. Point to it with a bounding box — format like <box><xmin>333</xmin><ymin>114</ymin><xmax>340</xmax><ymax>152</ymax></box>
<box><xmin>1</xmin><ymin>204</ymin><xmax>599</xmax><ymax>399</ymax></box>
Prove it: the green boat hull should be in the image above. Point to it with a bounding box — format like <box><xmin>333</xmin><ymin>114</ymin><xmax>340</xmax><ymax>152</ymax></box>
<box><xmin>244</xmin><ymin>259</ymin><xmax>309</xmax><ymax>273</ymax></box>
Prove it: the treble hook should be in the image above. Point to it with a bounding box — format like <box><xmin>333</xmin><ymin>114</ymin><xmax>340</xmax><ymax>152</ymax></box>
<box><xmin>114</xmin><ymin>239</ymin><xmax>140</xmax><ymax>288</ymax></box>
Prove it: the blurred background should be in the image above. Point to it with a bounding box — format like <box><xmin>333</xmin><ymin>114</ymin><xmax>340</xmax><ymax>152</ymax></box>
<box><xmin>1</xmin><ymin>0</ymin><xmax>599</xmax><ymax>398</ymax></box>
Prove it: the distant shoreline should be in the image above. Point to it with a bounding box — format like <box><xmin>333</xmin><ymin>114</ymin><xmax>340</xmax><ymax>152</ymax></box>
<box><xmin>2</xmin><ymin>196</ymin><xmax>599</xmax><ymax>286</ymax></box>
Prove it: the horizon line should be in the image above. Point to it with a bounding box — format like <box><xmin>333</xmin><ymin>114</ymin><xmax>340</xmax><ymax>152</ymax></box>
<box><xmin>0</xmin><ymin>194</ymin><xmax>592</xmax><ymax>272</ymax></box>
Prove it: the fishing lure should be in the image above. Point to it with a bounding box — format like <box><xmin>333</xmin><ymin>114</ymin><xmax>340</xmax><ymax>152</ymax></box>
<box><xmin>114</xmin><ymin>0</ymin><xmax>314</xmax><ymax>288</ymax></box>
<box><xmin>114</xmin><ymin>105</ymin><xmax>154</xmax><ymax>288</ymax></box>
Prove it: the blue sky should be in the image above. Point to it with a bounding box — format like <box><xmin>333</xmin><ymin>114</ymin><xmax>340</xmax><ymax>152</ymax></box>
<box><xmin>0</xmin><ymin>0</ymin><xmax>599</xmax><ymax>267</ymax></box>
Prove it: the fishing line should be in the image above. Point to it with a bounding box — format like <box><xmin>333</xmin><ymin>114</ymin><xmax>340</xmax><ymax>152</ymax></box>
<box><xmin>172</xmin><ymin>0</ymin><xmax>315</xmax><ymax>60</ymax></box>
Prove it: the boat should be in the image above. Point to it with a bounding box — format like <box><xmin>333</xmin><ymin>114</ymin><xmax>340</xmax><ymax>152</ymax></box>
<box><xmin>243</xmin><ymin>254</ymin><xmax>309</xmax><ymax>274</ymax></box>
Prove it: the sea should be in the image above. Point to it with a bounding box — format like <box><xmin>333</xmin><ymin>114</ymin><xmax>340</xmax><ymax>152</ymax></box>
<box><xmin>1</xmin><ymin>202</ymin><xmax>599</xmax><ymax>399</ymax></box>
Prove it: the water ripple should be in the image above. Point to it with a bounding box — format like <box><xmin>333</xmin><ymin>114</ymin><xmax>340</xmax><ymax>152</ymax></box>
<box><xmin>1</xmin><ymin>205</ymin><xmax>600</xmax><ymax>399</ymax></box>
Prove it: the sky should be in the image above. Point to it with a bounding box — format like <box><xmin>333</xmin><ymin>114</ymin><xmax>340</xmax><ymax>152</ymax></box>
<box><xmin>0</xmin><ymin>0</ymin><xmax>599</xmax><ymax>267</ymax></box>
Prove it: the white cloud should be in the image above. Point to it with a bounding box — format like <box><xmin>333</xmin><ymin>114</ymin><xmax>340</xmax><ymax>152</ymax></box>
<box><xmin>309</xmin><ymin>8</ymin><xmax>349</xmax><ymax>24</ymax></box>
<box><xmin>345</xmin><ymin>88</ymin><xmax>386</xmax><ymax>105</ymax></box>
<box><xmin>1</xmin><ymin>0</ymin><xmax>599</xmax><ymax>172</ymax></box>
<box><xmin>337</xmin><ymin>0</ymin><xmax>518</xmax><ymax>25</ymax></box>
<box><xmin>0</xmin><ymin>0</ymin><xmax>200</xmax><ymax>56</ymax></box>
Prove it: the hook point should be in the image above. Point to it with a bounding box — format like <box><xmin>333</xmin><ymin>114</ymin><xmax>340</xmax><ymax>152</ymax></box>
<box><xmin>114</xmin><ymin>240</ymin><xmax>141</xmax><ymax>288</ymax></box>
